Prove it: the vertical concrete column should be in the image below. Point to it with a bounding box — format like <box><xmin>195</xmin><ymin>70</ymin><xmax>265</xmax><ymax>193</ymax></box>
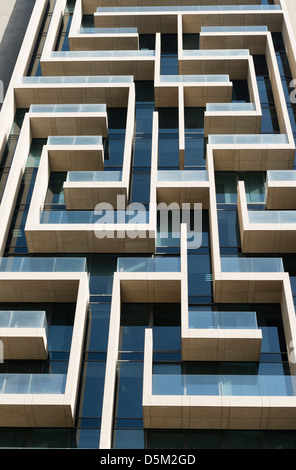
<box><xmin>99</xmin><ymin>274</ymin><xmax>121</xmax><ymax>449</ymax></box>
<box><xmin>178</xmin><ymin>85</ymin><xmax>185</xmax><ymax>170</ymax></box>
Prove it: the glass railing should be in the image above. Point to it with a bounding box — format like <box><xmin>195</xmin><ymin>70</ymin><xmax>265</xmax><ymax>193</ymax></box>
<box><xmin>40</xmin><ymin>210</ymin><xmax>149</xmax><ymax>224</ymax></box>
<box><xmin>208</xmin><ymin>134</ymin><xmax>289</xmax><ymax>145</ymax></box>
<box><xmin>47</xmin><ymin>136</ymin><xmax>102</xmax><ymax>146</ymax></box>
<box><xmin>21</xmin><ymin>76</ymin><xmax>133</xmax><ymax>84</ymax></box>
<box><xmin>248</xmin><ymin>210</ymin><xmax>296</xmax><ymax>224</ymax></box>
<box><xmin>30</xmin><ymin>104</ymin><xmax>106</xmax><ymax>113</ymax></box>
<box><xmin>157</xmin><ymin>170</ymin><xmax>208</xmax><ymax>182</ymax></box>
<box><xmin>97</xmin><ymin>6</ymin><xmax>281</xmax><ymax>12</ymax></box>
<box><xmin>51</xmin><ymin>50</ymin><xmax>155</xmax><ymax>58</ymax></box>
<box><xmin>183</xmin><ymin>49</ymin><xmax>249</xmax><ymax>56</ymax></box>
<box><xmin>0</xmin><ymin>374</ymin><xmax>66</xmax><ymax>394</ymax></box>
<box><xmin>79</xmin><ymin>27</ymin><xmax>138</xmax><ymax>34</ymax></box>
<box><xmin>66</xmin><ymin>171</ymin><xmax>122</xmax><ymax>182</ymax></box>
<box><xmin>117</xmin><ymin>256</ymin><xmax>180</xmax><ymax>272</ymax></box>
<box><xmin>201</xmin><ymin>26</ymin><xmax>268</xmax><ymax>32</ymax></box>
<box><xmin>159</xmin><ymin>74</ymin><xmax>229</xmax><ymax>83</ymax></box>
<box><xmin>152</xmin><ymin>374</ymin><xmax>296</xmax><ymax>397</ymax></box>
<box><xmin>267</xmin><ymin>170</ymin><xmax>296</xmax><ymax>182</ymax></box>
<box><xmin>0</xmin><ymin>257</ymin><xmax>87</xmax><ymax>272</ymax></box>
<box><xmin>188</xmin><ymin>309</ymin><xmax>258</xmax><ymax>329</ymax></box>
<box><xmin>206</xmin><ymin>103</ymin><xmax>255</xmax><ymax>112</ymax></box>
<box><xmin>220</xmin><ymin>257</ymin><xmax>284</xmax><ymax>273</ymax></box>
<box><xmin>0</xmin><ymin>310</ymin><xmax>47</xmax><ymax>329</ymax></box>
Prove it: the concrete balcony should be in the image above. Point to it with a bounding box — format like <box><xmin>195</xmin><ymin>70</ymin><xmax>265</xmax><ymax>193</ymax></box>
<box><xmin>181</xmin><ymin>308</ymin><xmax>262</xmax><ymax>362</ymax></box>
<box><xmin>204</xmin><ymin>102</ymin><xmax>262</xmax><ymax>137</ymax></box>
<box><xmin>68</xmin><ymin>0</ymin><xmax>139</xmax><ymax>50</ymax></box>
<box><xmin>238</xmin><ymin>180</ymin><xmax>296</xmax><ymax>253</ymax></box>
<box><xmin>46</xmin><ymin>136</ymin><xmax>105</xmax><ymax>172</ymax></box>
<box><xmin>94</xmin><ymin>6</ymin><xmax>282</xmax><ymax>36</ymax></box>
<box><xmin>199</xmin><ymin>26</ymin><xmax>268</xmax><ymax>55</ymax></box>
<box><xmin>155</xmin><ymin>73</ymin><xmax>233</xmax><ymax>108</ymax></box>
<box><xmin>63</xmin><ymin>170</ymin><xmax>126</xmax><ymax>209</ymax></box>
<box><xmin>266</xmin><ymin>170</ymin><xmax>296</xmax><ymax>210</ymax></box>
<box><xmin>0</xmin><ymin>310</ymin><xmax>47</xmax><ymax>360</ymax></box>
<box><xmin>156</xmin><ymin>170</ymin><xmax>210</xmax><ymax>208</ymax></box>
<box><xmin>70</xmin><ymin>28</ymin><xmax>139</xmax><ymax>51</ymax></box>
<box><xmin>0</xmin><ymin>257</ymin><xmax>89</xmax><ymax>427</ymax></box>
<box><xmin>28</xmin><ymin>104</ymin><xmax>108</xmax><ymax>138</ymax></box>
<box><xmin>179</xmin><ymin>49</ymin><xmax>250</xmax><ymax>80</ymax></box>
<box><xmin>143</xmin><ymin>329</ymin><xmax>296</xmax><ymax>430</ymax></box>
<box><xmin>41</xmin><ymin>50</ymin><xmax>155</xmax><ymax>81</ymax></box>
<box><xmin>116</xmin><ymin>256</ymin><xmax>182</xmax><ymax>303</ymax></box>
<box><xmin>208</xmin><ymin>133</ymin><xmax>294</xmax><ymax>171</ymax></box>
<box><xmin>15</xmin><ymin>76</ymin><xmax>133</xmax><ymax>109</ymax></box>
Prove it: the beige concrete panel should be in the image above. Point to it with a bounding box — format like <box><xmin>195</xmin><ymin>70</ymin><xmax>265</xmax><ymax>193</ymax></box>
<box><xmin>15</xmin><ymin>84</ymin><xmax>130</xmax><ymax>109</ymax></box>
<box><xmin>200</xmin><ymin>32</ymin><xmax>267</xmax><ymax>55</ymax></box>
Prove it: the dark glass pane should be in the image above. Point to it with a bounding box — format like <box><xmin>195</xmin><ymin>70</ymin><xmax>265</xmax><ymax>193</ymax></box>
<box><xmin>153</xmin><ymin>326</ymin><xmax>181</xmax><ymax>351</ymax></box>
<box><xmin>135</xmin><ymin>81</ymin><xmax>154</xmax><ymax>103</ymax></box>
<box><xmin>133</xmin><ymin>138</ymin><xmax>152</xmax><ymax>167</ymax></box>
<box><xmin>135</xmin><ymin>107</ymin><xmax>154</xmax><ymax>134</ymax></box>
<box><xmin>114</xmin><ymin>430</ymin><xmax>145</xmax><ymax>449</ymax></box>
<box><xmin>130</xmin><ymin>172</ymin><xmax>151</xmax><ymax>203</ymax></box>
<box><xmin>238</xmin><ymin>172</ymin><xmax>265</xmax><ymax>203</ymax></box>
<box><xmin>0</xmin><ymin>429</ymin><xmax>28</xmax><ymax>448</ymax></box>
<box><xmin>161</xmin><ymin>55</ymin><xmax>178</xmax><ymax>75</ymax></box>
<box><xmin>266</xmin><ymin>432</ymin><xmax>296</xmax><ymax>449</ymax></box>
<box><xmin>86</xmin><ymin>304</ymin><xmax>111</xmax><ymax>352</ymax></box>
<box><xmin>184</xmin><ymin>108</ymin><xmax>205</xmax><ymax>131</ymax></box>
<box><xmin>187</xmin><ymin>431</ymin><xmax>223</xmax><ymax>449</ymax></box>
<box><xmin>217</xmin><ymin>210</ymin><xmax>240</xmax><ymax>248</ymax></box>
<box><xmin>215</xmin><ymin>172</ymin><xmax>237</xmax><ymax>204</ymax></box>
<box><xmin>139</xmin><ymin>34</ymin><xmax>155</xmax><ymax>51</ymax></box>
<box><xmin>187</xmin><ymin>254</ymin><xmax>212</xmax><ymax>296</ymax></box>
<box><xmin>184</xmin><ymin>136</ymin><xmax>206</xmax><ymax>167</ymax></box>
<box><xmin>108</xmin><ymin>108</ymin><xmax>127</xmax><ymax>131</ymax></box>
<box><xmin>30</xmin><ymin>429</ymin><xmax>70</xmax><ymax>448</ymax></box>
<box><xmin>149</xmin><ymin>432</ymin><xmax>185</xmax><ymax>449</ymax></box>
<box><xmin>161</xmin><ymin>34</ymin><xmax>178</xmax><ymax>54</ymax></box>
<box><xmin>79</xmin><ymin>362</ymin><xmax>106</xmax><ymax>417</ymax></box>
<box><xmin>47</xmin><ymin>303</ymin><xmax>75</xmax><ymax>352</ymax></box>
<box><xmin>158</xmin><ymin>137</ymin><xmax>179</xmax><ymax>168</ymax></box>
<box><xmin>158</xmin><ymin>108</ymin><xmax>178</xmax><ymax>129</ymax></box>
<box><xmin>116</xmin><ymin>362</ymin><xmax>143</xmax><ymax>418</ymax></box>
<box><xmin>232</xmin><ymin>80</ymin><xmax>250</xmax><ymax>102</ymax></box>
<box><xmin>261</xmin><ymin>107</ymin><xmax>280</xmax><ymax>133</ymax></box>
<box><xmin>44</xmin><ymin>172</ymin><xmax>66</xmax><ymax>206</ymax></box>
<box><xmin>225</xmin><ymin>431</ymin><xmax>264</xmax><ymax>449</ymax></box>
<box><xmin>183</xmin><ymin>34</ymin><xmax>199</xmax><ymax>50</ymax></box>
<box><xmin>71</xmin><ymin>429</ymin><xmax>100</xmax><ymax>449</ymax></box>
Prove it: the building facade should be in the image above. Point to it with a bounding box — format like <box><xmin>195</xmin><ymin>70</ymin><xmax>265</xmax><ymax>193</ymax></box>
<box><xmin>0</xmin><ymin>0</ymin><xmax>296</xmax><ymax>450</ymax></box>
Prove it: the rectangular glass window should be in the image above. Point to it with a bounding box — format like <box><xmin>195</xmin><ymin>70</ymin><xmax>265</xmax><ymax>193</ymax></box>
<box><xmin>217</xmin><ymin>210</ymin><xmax>241</xmax><ymax>248</ymax></box>
<box><xmin>187</xmin><ymin>431</ymin><xmax>223</xmax><ymax>449</ymax></box>
<box><xmin>225</xmin><ymin>431</ymin><xmax>264</xmax><ymax>449</ymax></box>
<box><xmin>149</xmin><ymin>432</ymin><xmax>185</xmax><ymax>449</ymax></box>
<box><xmin>86</xmin><ymin>304</ymin><xmax>111</xmax><ymax>352</ymax></box>
<box><xmin>215</xmin><ymin>172</ymin><xmax>237</xmax><ymax>204</ymax></box>
<box><xmin>183</xmin><ymin>34</ymin><xmax>199</xmax><ymax>50</ymax></box>
<box><xmin>78</xmin><ymin>362</ymin><xmax>106</xmax><ymax>418</ymax></box>
<box><xmin>187</xmin><ymin>254</ymin><xmax>212</xmax><ymax>297</ymax></box>
<box><xmin>113</xmin><ymin>430</ymin><xmax>144</xmax><ymax>449</ymax></box>
<box><xmin>115</xmin><ymin>362</ymin><xmax>143</xmax><ymax>419</ymax></box>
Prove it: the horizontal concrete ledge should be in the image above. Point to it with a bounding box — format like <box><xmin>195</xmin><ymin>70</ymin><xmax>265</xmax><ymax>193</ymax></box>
<box><xmin>0</xmin><ymin>328</ymin><xmax>47</xmax><ymax>360</ymax></box>
<box><xmin>181</xmin><ymin>328</ymin><xmax>262</xmax><ymax>362</ymax></box>
<box><xmin>143</xmin><ymin>395</ymin><xmax>296</xmax><ymax>430</ymax></box>
<box><xmin>0</xmin><ymin>397</ymin><xmax>73</xmax><ymax>427</ymax></box>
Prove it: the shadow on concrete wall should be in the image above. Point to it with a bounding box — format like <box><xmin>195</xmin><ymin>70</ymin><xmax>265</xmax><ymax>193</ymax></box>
<box><xmin>0</xmin><ymin>0</ymin><xmax>37</xmax><ymax>109</ymax></box>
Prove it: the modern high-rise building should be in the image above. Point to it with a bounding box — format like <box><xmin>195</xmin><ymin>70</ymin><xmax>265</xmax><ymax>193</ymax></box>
<box><xmin>1</xmin><ymin>0</ymin><xmax>296</xmax><ymax>451</ymax></box>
